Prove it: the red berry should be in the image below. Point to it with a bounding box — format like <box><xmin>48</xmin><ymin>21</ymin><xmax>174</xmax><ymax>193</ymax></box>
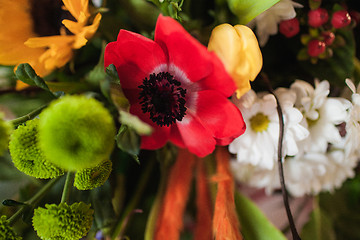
<box><xmin>321</xmin><ymin>31</ymin><xmax>335</xmax><ymax>45</ymax></box>
<box><xmin>279</xmin><ymin>18</ymin><xmax>300</xmax><ymax>38</ymax></box>
<box><xmin>307</xmin><ymin>39</ymin><xmax>326</xmax><ymax>57</ymax></box>
<box><xmin>349</xmin><ymin>10</ymin><xmax>360</xmax><ymax>25</ymax></box>
<box><xmin>331</xmin><ymin>10</ymin><xmax>351</xmax><ymax>28</ymax></box>
<box><xmin>308</xmin><ymin>8</ymin><xmax>329</xmax><ymax>27</ymax></box>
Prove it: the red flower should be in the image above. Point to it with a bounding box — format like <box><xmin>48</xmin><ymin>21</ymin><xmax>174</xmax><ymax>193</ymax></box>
<box><xmin>104</xmin><ymin>15</ymin><xmax>245</xmax><ymax>157</ymax></box>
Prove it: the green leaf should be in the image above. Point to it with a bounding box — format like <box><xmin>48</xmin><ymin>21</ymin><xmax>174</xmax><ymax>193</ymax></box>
<box><xmin>119</xmin><ymin>111</ymin><xmax>153</xmax><ymax>136</ymax></box>
<box><xmin>234</xmin><ymin>191</ymin><xmax>287</xmax><ymax>240</ymax></box>
<box><xmin>115</xmin><ymin>125</ymin><xmax>141</xmax><ymax>164</ymax></box>
<box><xmin>301</xmin><ymin>207</ymin><xmax>336</xmax><ymax>240</ymax></box>
<box><xmin>15</xmin><ymin>63</ymin><xmax>50</xmax><ymax>91</ymax></box>
<box><xmin>227</xmin><ymin>0</ymin><xmax>281</xmax><ymax>24</ymax></box>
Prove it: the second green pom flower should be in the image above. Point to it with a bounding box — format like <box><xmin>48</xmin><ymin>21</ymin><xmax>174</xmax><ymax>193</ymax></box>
<box><xmin>38</xmin><ymin>95</ymin><xmax>116</xmax><ymax>171</ymax></box>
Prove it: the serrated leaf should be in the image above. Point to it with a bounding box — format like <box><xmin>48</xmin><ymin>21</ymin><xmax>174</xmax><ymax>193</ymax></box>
<box><xmin>227</xmin><ymin>0</ymin><xmax>281</xmax><ymax>24</ymax></box>
<box><xmin>301</xmin><ymin>207</ymin><xmax>336</xmax><ymax>240</ymax></box>
<box><xmin>15</xmin><ymin>63</ymin><xmax>50</xmax><ymax>91</ymax></box>
<box><xmin>234</xmin><ymin>191</ymin><xmax>287</xmax><ymax>240</ymax></box>
<box><xmin>119</xmin><ymin>111</ymin><xmax>153</xmax><ymax>136</ymax></box>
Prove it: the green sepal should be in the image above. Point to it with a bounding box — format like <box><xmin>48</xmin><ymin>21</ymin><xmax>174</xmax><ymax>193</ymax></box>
<box><xmin>235</xmin><ymin>191</ymin><xmax>287</xmax><ymax>240</ymax></box>
<box><xmin>309</xmin><ymin>0</ymin><xmax>321</xmax><ymax>10</ymax></box>
<box><xmin>227</xmin><ymin>0</ymin><xmax>281</xmax><ymax>24</ymax></box>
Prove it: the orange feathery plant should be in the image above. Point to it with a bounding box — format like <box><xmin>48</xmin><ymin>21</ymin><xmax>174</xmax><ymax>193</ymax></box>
<box><xmin>212</xmin><ymin>146</ymin><xmax>242</xmax><ymax>240</ymax></box>
<box><xmin>194</xmin><ymin>157</ymin><xmax>213</xmax><ymax>240</ymax></box>
<box><xmin>154</xmin><ymin>149</ymin><xmax>196</xmax><ymax>240</ymax></box>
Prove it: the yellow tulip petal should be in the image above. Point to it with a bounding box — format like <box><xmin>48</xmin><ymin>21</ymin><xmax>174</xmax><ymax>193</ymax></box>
<box><xmin>208</xmin><ymin>24</ymin><xmax>263</xmax><ymax>98</ymax></box>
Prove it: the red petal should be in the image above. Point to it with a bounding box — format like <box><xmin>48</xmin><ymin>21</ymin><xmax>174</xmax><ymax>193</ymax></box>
<box><xmin>130</xmin><ymin>104</ymin><xmax>170</xmax><ymax>149</ymax></box>
<box><xmin>154</xmin><ymin>15</ymin><xmax>236</xmax><ymax>97</ymax></box>
<box><xmin>169</xmin><ymin>124</ymin><xmax>186</xmax><ymax>148</ymax></box>
<box><xmin>104</xmin><ymin>30</ymin><xmax>167</xmax><ymax>90</ymax></box>
<box><xmin>176</xmin><ymin>112</ymin><xmax>216</xmax><ymax>157</ymax></box>
<box><xmin>154</xmin><ymin>15</ymin><xmax>213</xmax><ymax>83</ymax></box>
<box><xmin>193</xmin><ymin>90</ymin><xmax>245</xmax><ymax>141</ymax></box>
<box><xmin>196</xmin><ymin>52</ymin><xmax>237</xmax><ymax>97</ymax></box>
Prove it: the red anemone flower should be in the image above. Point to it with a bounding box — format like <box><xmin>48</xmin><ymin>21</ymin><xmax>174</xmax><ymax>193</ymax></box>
<box><xmin>104</xmin><ymin>15</ymin><xmax>245</xmax><ymax>157</ymax></box>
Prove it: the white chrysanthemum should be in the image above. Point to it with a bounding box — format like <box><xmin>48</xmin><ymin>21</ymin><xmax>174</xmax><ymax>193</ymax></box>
<box><xmin>291</xmin><ymin>79</ymin><xmax>351</xmax><ymax>153</ymax></box>
<box><xmin>248</xmin><ymin>0</ymin><xmax>302</xmax><ymax>46</ymax></box>
<box><xmin>286</xmin><ymin>139</ymin><xmax>358</xmax><ymax>196</ymax></box>
<box><xmin>231</xmin><ymin>141</ymin><xmax>358</xmax><ymax>197</ymax></box>
<box><xmin>229</xmin><ymin>88</ymin><xmax>308</xmax><ymax>170</ymax></box>
<box><xmin>345</xmin><ymin>78</ymin><xmax>360</xmax><ymax>157</ymax></box>
<box><xmin>230</xmin><ymin>160</ymin><xmax>280</xmax><ymax>195</ymax></box>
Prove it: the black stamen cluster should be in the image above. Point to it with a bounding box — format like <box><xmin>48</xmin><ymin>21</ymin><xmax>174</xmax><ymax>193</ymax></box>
<box><xmin>138</xmin><ymin>72</ymin><xmax>187</xmax><ymax>127</ymax></box>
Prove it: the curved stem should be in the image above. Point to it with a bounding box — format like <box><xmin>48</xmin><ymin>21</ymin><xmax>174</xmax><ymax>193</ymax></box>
<box><xmin>262</xmin><ymin>73</ymin><xmax>301</xmax><ymax>240</ymax></box>
<box><xmin>8</xmin><ymin>177</ymin><xmax>60</xmax><ymax>225</ymax></box>
<box><xmin>61</xmin><ymin>172</ymin><xmax>75</xmax><ymax>204</ymax></box>
<box><xmin>9</xmin><ymin>104</ymin><xmax>48</xmax><ymax>126</ymax></box>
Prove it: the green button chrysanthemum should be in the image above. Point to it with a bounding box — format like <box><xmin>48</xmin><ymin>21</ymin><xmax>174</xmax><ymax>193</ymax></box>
<box><xmin>32</xmin><ymin>202</ymin><xmax>94</xmax><ymax>240</ymax></box>
<box><xmin>0</xmin><ymin>215</ymin><xmax>22</xmax><ymax>240</ymax></box>
<box><xmin>38</xmin><ymin>95</ymin><xmax>116</xmax><ymax>171</ymax></box>
<box><xmin>74</xmin><ymin>159</ymin><xmax>112</xmax><ymax>190</ymax></box>
<box><xmin>8</xmin><ymin>119</ymin><xmax>64</xmax><ymax>179</ymax></box>
<box><xmin>0</xmin><ymin>112</ymin><xmax>12</xmax><ymax>156</ymax></box>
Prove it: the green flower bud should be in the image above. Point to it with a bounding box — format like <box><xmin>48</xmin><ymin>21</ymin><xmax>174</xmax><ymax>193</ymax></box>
<box><xmin>0</xmin><ymin>112</ymin><xmax>12</xmax><ymax>156</ymax></box>
<box><xmin>0</xmin><ymin>215</ymin><xmax>22</xmax><ymax>240</ymax></box>
<box><xmin>8</xmin><ymin>119</ymin><xmax>64</xmax><ymax>179</ymax></box>
<box><xmin>38</xmin><ymin>95</ymin><xmax>116</xmax><ymax>171</ymax></box>
<box><xmin>74</xmin><ymin>159</ymin><xmax>112</xmax><ymax>190</ymax></box>
<box><xmin>32</xmin><ymin>202</ymin><xmax>94</xmax><ymax>240</ymax></box>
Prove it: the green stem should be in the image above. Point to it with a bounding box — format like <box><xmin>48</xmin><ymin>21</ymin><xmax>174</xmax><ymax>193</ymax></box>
<box><xmin>111</xmin><ymin>157</ymin><xmax>156</xmax><ymax>240</ymax></box>
<box><xmin>61</xmin><ymin>172</ymin><xmax>75</xmax><ymax>204</ymax></box>
<box><xmin>9</xmin><ymin>104</ymin><xmax>48</xmax><ymax>126</ymax></box>
<box><xmin>8</xmin><ymin>177</ymin><xmax>60</xmax><ymax>225</ymax></box>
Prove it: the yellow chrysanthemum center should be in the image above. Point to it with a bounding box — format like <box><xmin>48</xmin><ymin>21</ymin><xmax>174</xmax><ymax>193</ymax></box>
<box><xmin>250</xmin><ymin>112</ymin><xmax>270</xmax><ymax>132</ymax></box>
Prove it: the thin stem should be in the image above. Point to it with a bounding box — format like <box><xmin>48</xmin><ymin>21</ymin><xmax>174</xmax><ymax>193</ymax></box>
<box><xmin>9</xmin><ymin>104</ymin><xmax>48</xmax><ymax>126</ymax></box>
<box><xmin>262</xmin><ymin>73</ymin><xmax>301</xmax><ymax>240</ymax></box>
<box><xmin>111</xmin><ymin>157</ymin><xmax>156</xmax><ymax>240</ymax></box>
<box><xmin>8</xmin><ymin>177</ymin><xmax>60</xmax><ymax>225</ymax></box>
<box><xmin>61</xmin><ymin>172</ymin><xmax>75</xmax><ymax>204</ymax></box>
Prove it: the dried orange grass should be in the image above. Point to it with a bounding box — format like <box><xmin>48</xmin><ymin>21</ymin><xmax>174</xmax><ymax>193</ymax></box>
<box><xmin>154</xmin><ymin>149</ymin><xmax>196</xmax><ymax>240</ymax></box>
<box><xmin>194</xmin><ymin>158</ymin><xmax>212</xmax><ymax>240</ymax></box>
<box><xmin>212</xmin><ymin>146</ymin><xmax>242</xmax><ymax>240</ymax></box>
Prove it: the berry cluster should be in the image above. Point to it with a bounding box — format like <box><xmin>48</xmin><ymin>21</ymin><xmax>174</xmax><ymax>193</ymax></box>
<box><xmin>278</xmin><ymin>0</ymin><xmax>357</xmax><ymax>63</ymax></box>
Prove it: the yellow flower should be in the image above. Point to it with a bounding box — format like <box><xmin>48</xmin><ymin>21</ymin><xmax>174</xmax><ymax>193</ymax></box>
<box><xmin>0</xmin><ymin>0</ymin><xmax>101</xmax><ymax>89</ymax></box>
<box><xmin>208</xmin><ymin>24</ymin><xmax>263</xmax><ymax>98</ymax></box>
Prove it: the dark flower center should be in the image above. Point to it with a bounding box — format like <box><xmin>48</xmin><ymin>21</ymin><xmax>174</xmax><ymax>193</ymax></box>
<box><xmin>138</xmin><ymin>72</ymin><xmax>187</xmax><ymax>127</ymax></box>
<box><xmin>30</xmin><ymin>0</ymin><xmax>75</xmax><ymax>37</ymax></box>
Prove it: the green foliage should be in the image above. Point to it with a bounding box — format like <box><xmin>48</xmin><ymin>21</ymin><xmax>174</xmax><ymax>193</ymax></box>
<box><xmin>227</xmin><ymin>0</ymin><xmax>281</xmax><ymax>24</ymax></box>
<box><xmin>8</xmin><ymin>118</ymin><xmax>64</xmax><ymax>179</ymax></box>
<box><xmin>38</xmin><ymin>95</ymin><xmax>116</xmax><ymax>171</ymax></box>
<box><xmin>0</xmin><ymin>111</ymin><xmax>11</xmax><ymax>156</ymax></box>
<box><xmin>234</xmin><ymin>191</ymin><xmax>287</xmax><ymax>240</ymax></box>
<box><xmin>32</xmin><ymin>202</ymin><xmax>94</xmax><ymax>240</ymax></box>
<box><xmin>0</xmin><ymin>215</ymin><xmax>22</xmax><ymax>240</ymax></box>
<box><xmin>15</xmin><ymin>63</ymin><xmax>50</xmax><ymax>92</ymax></box>
<box><xmin>74</xmin><ymin>159</ymin><xmax>113</xmax><ymax>190</ymax></box>
<box><xmin>301</xmin><ymin>205</ymin><xmax>336</xmax><ymax>240</ymax></box>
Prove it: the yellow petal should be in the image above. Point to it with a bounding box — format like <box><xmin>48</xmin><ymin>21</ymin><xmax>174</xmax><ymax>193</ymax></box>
<box><xmin>208</xmin><ymin>24</ymin><xmax>263</xmax><ymax>98</ymax></box>
<box><xmin>62</xmin><ymin>0</ymin><xmax>89</xmax><ymax>21</ymax></box>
